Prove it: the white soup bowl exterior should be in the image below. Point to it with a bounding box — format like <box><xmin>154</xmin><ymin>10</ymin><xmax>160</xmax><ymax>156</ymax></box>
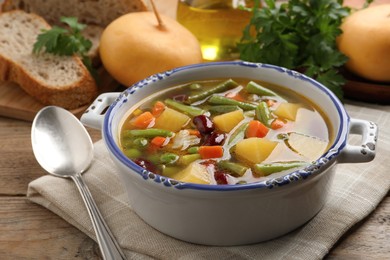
<box><xmin>81</xmin><ymin>62</ymin><xmax>377</xmax><ymax>246</ymax></box>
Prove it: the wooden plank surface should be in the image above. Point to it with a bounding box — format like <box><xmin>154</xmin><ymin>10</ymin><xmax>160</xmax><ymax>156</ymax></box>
<box><xmin>0</xmin><ymin>197</ymin><xmax>101</xmax><ymax>259</ymax></box>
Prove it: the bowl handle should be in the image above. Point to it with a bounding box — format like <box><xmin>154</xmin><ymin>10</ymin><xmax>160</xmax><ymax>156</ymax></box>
<box><xmin>80</xmin><ymin>92</ymin><xmax>120</xmax><ymax>130</ymax></box>
<box><xmin>338</xmin><ymin>118</ymin><xmax>378</xmax><ymax>164</ymax></box>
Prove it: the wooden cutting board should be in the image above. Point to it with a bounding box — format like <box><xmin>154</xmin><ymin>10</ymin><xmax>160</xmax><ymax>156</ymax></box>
<box><xmin>341</xmin><ymin>69</ymin><xmax>390</xmax><ymax>105</ymax></box>
<box><xmin>0</xmin><ymin>68</ymin><xmax>121</xmax><ymax>121</ymax></box>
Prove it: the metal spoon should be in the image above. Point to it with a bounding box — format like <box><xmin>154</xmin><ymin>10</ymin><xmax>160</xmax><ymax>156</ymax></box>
<box><xmin>31</xmin><ymin>106</ymin><xmax>126</xmax><ymax>260</ymax></box>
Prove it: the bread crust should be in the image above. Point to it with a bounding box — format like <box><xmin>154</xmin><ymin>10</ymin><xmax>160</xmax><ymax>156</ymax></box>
<box><xmin>0</xmin><ymin>10</ymin><xmax>98</xmax><ymax>110</ymax></box>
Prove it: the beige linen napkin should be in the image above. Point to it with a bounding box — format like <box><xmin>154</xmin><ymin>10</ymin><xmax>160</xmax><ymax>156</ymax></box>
<box><xmin>27</xmin><ymin>102</ymin><xmax>390</xmax><ymax>260</ymax></box>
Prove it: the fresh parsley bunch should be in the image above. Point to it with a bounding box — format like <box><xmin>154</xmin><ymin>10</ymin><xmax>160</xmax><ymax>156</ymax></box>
<box><xmin>33</xmin><ymin>17</ymin><xmax>96</xmax><ymax>79</ymax></box>
<box><xmin>238</xmin><ymin>0</ymin><xmax>352</xmax><ymax>99</ymax></box>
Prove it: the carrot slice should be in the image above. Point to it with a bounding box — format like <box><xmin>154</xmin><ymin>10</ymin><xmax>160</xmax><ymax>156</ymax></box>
<box><xmin>246</xmin><ymin>120</ymin><xmax>269</xmax><ymax>138</ymax></box>
<box><xmin>271</xmin><ymin>118</ymin><xmax>285</xmax><ymax>130</ymax></box>
<box><xmin>151</xmin><ymin>136</ymin><xmax>166</xmax><ymax>147</ymax></box>
<box><xmin>198</xmin><ymin>146</ymin><xmax>224</xmax><ymax>159</ymax></box>
<box><xmin>131</xmin><ymin>111</ymin><xmax>155</xmax><ymax>129</ymax></box>
<box><xmin>152</xmin><ymin>101</ymin><xmax>165</xmax><ymax>116</ymax></box>
<box><xmin>225</xmin><ymin>92</ymin><xmax>245</xmax><ymax>101</ymax></box>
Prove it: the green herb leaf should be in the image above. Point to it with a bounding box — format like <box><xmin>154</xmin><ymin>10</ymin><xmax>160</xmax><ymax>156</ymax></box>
<box><xmin>238</xmin><ymin>0</ymin><xmax>355</xmax><ymax>100</ymax></box>
<box><xmin>33</xmin><ymin>17</ymin><xmax>91</xmax><ymax>57</ymax></box>
<box><xmin>33</xmin><ymin>17</ymin><xmax>97</xmax><ymax>81</ymax></box>
<box><xmin>60</xmin><ymin>16</ymin><xmax>86</xmax><ymax>33</ymax></box>
<box><xmin>33</xmin><ymin>26</ymin><xmax>67</xmax><ymax>54</ymax></box>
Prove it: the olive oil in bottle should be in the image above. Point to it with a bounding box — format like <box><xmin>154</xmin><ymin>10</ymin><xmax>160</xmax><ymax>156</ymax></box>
<box><xmin>177</xmin><ymin>0</ymin><xmax>255</xmax><ymax>61</ymax></box>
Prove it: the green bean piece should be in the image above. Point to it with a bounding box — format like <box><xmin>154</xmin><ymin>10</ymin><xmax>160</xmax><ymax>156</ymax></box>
<box><xmin>162</xmin><ymin>165</ymin><xmax>182</xmax><ymax>178</ymax></box>
<box><xmin>179</xmin><ymin>154</ymin><xmax>201</xmax><ymax>165</ymax></box>
<box><xmin>123</xmin><ymin>128</ymin><xmax>174</xmax><ymax>138</ymax></box>
<box><xmin>187</xmin><ymin>146</ymin><xmax>199</xmax><ymax>154</ymax></box>
<box><xmin>186</xmin><ymin>79</ymin><xmax>239</xmax><ymax>104</ymax></box>
<box><xmin>208</xmin><ymin>95</ymin><xmax>256</xmax><ymax>111</ymax></box>
<box><xmin>160</xmin><ymin>153</ymin><xmax>179</xmax><ymax>164</ymax></box>
<box><xmin>208</xmin><ymin>105</ymin><xmax>240</xmax><ymax>114</ymax></box>
<box><xmin>244</xmin><ymin>110</ymin><xmax>256</xmax><ymax>117</ymax></box>
<box><xmin>254</xmin><ymin>161</ymin><xmax>310</xmax><ymax>176</ymax></box>
<box><xmin>133</xmin><ymin>137</ymin><xmax>148</xmax><ymax>148</ymax></box>
<box><xmin>277</xmin><ymin>133</ymin><xmax>289</xmax><ymax>140</ymax></box>
<box><xmin>218</xmin><ymin>160</ymin><xmax>248</xmax><ymax>177</ymax></box>
<box><xmin>146</xmin><ymin>154</ymin><xmax>161</xmax><ymax>165</ymax></box>
<box><xmin>246</xmin><ymin>81</ymin><xmax>278</xmax><ymax>97</ymax></box>
<box><xmin>123</xmin><ymin>148</ymin><xmax>142</xmax><ymax>159</ymax></box>
<box><xmin>121</xmin><ymin>139</ymin><xmax>134</xmax><ymax>149</ymax></box>
<box><xmin>165</xmin><ymin>98</ymin><xmax>205</xmax><ymax>117</ymax></box>
<box><xmin>228</xmin><ymin>122</ymin><xmax>249</xmax><ymax>145</ymax></box>
<box><xmin>255</xmin><ymin>101</ymin><xmax>272</xmax><ymax>126</ymax></box>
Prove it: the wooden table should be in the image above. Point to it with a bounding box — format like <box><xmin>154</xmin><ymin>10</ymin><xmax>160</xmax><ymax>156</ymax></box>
<box><xmin>1</xmin><ymin>0</ymin><xmax>389</xmax><ymax>259</ymax></box>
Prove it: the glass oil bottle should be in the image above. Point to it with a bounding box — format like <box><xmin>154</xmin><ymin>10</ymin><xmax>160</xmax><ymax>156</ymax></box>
<box><xmin>177</xmin><ymin>0</ymin><xmax>255</xmax><ymax>61</ymax></box>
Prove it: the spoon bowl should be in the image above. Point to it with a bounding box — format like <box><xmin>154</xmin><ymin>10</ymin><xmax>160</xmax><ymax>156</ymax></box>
<box><xmin>31</xmin><ymin>105</ymin><xmax>93</xmax><ymax>177</ymax></box>
<box><xmin>31</xmin><ymin>106</ymin><xmax>126</xmax><ymax>260</ymax></box>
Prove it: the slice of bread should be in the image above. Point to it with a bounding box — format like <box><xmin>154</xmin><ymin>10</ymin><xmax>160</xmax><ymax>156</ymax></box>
<box><xmin>1</xmin><ymin>0</ymin><xmax>148</xmax><ymax>27</ymax></box>
<box><xmin>81</xmin><ymin>24</ymin><xmax>103</xmax><ymax>65</ymax></box>
<box><xmin>0</xmin><ymin>10</ymin><xmax>98</xmax><ymax>109</ymax></box>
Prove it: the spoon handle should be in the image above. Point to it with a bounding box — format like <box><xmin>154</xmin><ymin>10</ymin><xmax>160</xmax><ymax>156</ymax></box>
<box><xmin>71</xmin><ymin>173</ymin><xmax>127</xmax><ymax>260</ymax></box>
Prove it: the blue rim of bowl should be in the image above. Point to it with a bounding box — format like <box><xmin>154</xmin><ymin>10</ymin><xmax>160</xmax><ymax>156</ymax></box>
<box><xmin>103</xmin><ymin>61</ymin><xmax>349</xmax><ymax>191</ymax></box>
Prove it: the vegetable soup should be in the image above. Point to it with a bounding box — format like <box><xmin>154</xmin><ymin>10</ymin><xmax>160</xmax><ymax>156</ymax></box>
<box><xmin>120</xmin><ymin>79</ymin><xmax>332</xmax><ymax>185</ymax></box>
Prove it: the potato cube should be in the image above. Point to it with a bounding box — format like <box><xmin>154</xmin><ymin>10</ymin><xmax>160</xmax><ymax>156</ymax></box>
<box><xmin>154</xmin><ymin>107</ymin><xmax>190</xmax><ymax>132</ymax></box>
<box><xmin>287</xmin><ymin>132</ymin><xmax>328</xmax><ymax>161</ymax></box>
<box><xmin>213</xmin><ymin>109</ymin><xmax>244</xmax><ymax>133</ymax></box>
<box><xmin>235</xmin><ymin>137</ymin><xmax>278</xmax><ymax>164</ymax></box>
<box><xmin>172</xmin><ymin>162</ymin><xmax>213</xmax><ymax>184</ymax></box>
<box><xmin>274</xmin><ymin>103</ymin><xmax>302</xmax><ymax>121</ymax></box>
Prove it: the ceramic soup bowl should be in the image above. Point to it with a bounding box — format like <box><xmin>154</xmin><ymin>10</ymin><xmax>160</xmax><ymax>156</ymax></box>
<box><xmin>81</xmin><ymin>61</ymin><xmax>377</xmax><ymax>246</ymax></box>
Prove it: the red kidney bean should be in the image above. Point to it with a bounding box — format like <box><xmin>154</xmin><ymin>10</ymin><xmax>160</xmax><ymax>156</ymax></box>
<box><xmin>133</xmin><ymin>158</ymin><xmax>157</xmax><ymax>173</ymax></box>
<box><xmin>200</xmin><ymin>160</ymin><xmax>228</xmax><ymax>185</ymax></box>
<box><xmin>214</xmin><ymin>171</ymin><xmax>228</xmax><ymax>185</ymax></box>
<box><xmin>203</xmin><ymin>132</ymin><xmax>226</xmax><ymax>146</ymax></box>
<box><xmin>193</xmin><ymin>115</ymin><xmax>214</xmax><ymax>134</ymax></box>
